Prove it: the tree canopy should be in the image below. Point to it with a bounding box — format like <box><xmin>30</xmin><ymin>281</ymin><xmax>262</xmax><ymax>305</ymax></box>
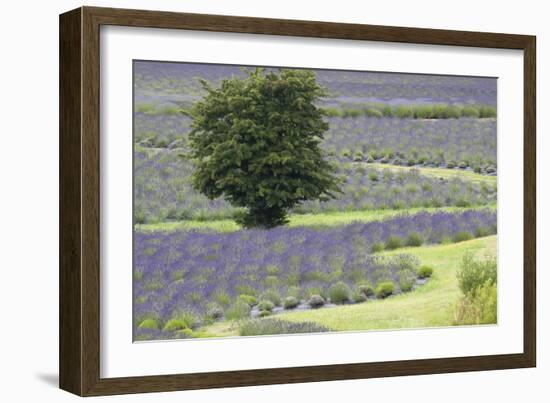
<box><xmin>187</xmin><ymin>68</ymin><xmax>341</xmax><ymax>228</ymax></box>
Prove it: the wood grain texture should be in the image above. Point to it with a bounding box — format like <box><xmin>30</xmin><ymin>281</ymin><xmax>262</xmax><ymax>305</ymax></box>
<box><xmin>59</xmin><ymin>6</ymin><xmax>537</xmax><ymax>396</ymax></box>
<box><xmin>59</xmin><ymin>7</ymin><xmax>82</xmax><ymax>396</ymax></box>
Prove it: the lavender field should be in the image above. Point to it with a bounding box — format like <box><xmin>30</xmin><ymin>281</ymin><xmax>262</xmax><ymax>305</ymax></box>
<box><xmin>133</xmin><ymin>61</ymin><xmax>498</xmax><ymax>341</ymax></box>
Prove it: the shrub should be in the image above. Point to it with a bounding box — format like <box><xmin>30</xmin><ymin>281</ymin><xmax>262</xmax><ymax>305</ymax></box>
<box><xmin>239</xmin><ymin>319</ymin><xmax>331</xmax><ymax>336</ymax></box>
<box><xmin>453</xmin><ymin>282</ymin><xmax>497</xmax><ymax>325</ymax></box>
<box><xmin>257</xmin><ymin>299</ymin><xmax>275</xmax><ymax>312</ymax></box>
<box><xmin>328</xmin><ymin>281</ymin><xmax>352</xmax><ymax>304</ymax></box>
<box><xmin>417</xmin><ymin>265</ymin><xmax>434</xmax><ymax>279</ymax></box>
<box><xmin>371</xmin><ymin>242</ymin><xmax>384</xmax><ymax>253</ymax></box>
<box><xmin>457</xmin><ymin>253</ymin><xmax>497</xmax><ymax>297</ymax></box>
<box><xmin>238</xmin><ymin>294</ymin><xmax>258</xmax><ymax>307</ymax></box>
<box><xmin>352</xmin><ymin>291</ymin><xmax>368</xmax><ymax>303</ymax></box>
<box><xmin>138</xmin><ymin>318</ymin><xmax>159</xmax><ymax>330</ymax></box>
<box><xmin>399</xmin><ymin>274</ymin><xmax>415</xmax><ymax>292</ymax></box>
<box><xmin>260</xmin><ymin>289</ymin><xmax>282</xmax><ymax>306</ymax></box>
<box><xmin>453</xmin><ymin>231</ymin><xmax>474</xmax><ymax>243</ymax></box>
<box><xmin>357</xmin><ymin>283</ymin><xmax>375</xmax><ymax>297</ymax></box>
<box><xmin>365</xmin><ymin>108</ymin><xmax>383</xmax><ymax>118</ymax></box>
<box><xmin>308</xmin><ymin>294</ymin><xmax>325</xmax><ymax>308</ymax></box>
<box><xmin>258</xmin><ymin>310</ymin><xmax>272</xmax><ymax>317</ymax></box>
<box><xmin>163</xmin><ymin>311</ymin><xmax>197</xmax><ymax>331</ymax></box>
<box><xmin>375</xmin><ymin>281</ymin><xmax>395</xmax><ymax>299</ymax></box>
<box><xmin>225</xmin><ymin>300</ymin><xmax>251</xmax><ymax>321</ymax></box>
<box><xmin>286</xmin><ymin>286</ymin><xmax>302</xmax><ymax>299</ymax></box>
<box><xmin>406</xmin><ymin>232</ymin><xmax>423</xmax><ymax>247</ymax></box>
<box><xmin>283</xmin><ymin>296</ymin><xmax>300</xmax><ymax>309</ymax></box>
<box><xmin>368</xmin><ymin>171</ymin><xmax>379</xmax><ymax>182</ymax></box>
<box><xmin>479</xmin><ymin>105</ymin><xmax>497</xmax><ymax>118</ymax></box>
<box><xmin>446</xmin><ymin>161</ymin><xmax>456</xmax><ymax>169</ymax></box>
<box><xmin>385</xmin><ymin>236</ymin><xmax>404</xmax><ymax>250</ymax></box>
<box><xmin>458</xmin><ymin>161</ymin><xmax>468</xmax><ymax>169</ymax></box>
<box><xmin>461</xmin><ymin>106</ymin><xmax>480</xmax><ymax>118</ymax></box>
<box><xmin>394</xmin><ymin>105</ymin><xmax>414</xmax><ymax>118</ymax></box>
<box><xmin>205</xmin><ymin>303</ymin><xmax>224</xmax><ymax>321</ymax></box>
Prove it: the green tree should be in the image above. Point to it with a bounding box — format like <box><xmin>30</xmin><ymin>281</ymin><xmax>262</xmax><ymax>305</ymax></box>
<box><xmin>188</xmin><ymin>68</ymin><xmax>341</xmax><ymax>228</ymax></box>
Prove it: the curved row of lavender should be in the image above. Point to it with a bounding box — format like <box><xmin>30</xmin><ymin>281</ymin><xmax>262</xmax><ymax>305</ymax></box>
<box><xmin>134</xmin><ymin>209</ymin><xmax>496</xmax><ymax>340</ymax></box>
<box><xmin>134</xmin><ymin>146</ymin><xmax>496</xmax><ymax>223</ymax></box>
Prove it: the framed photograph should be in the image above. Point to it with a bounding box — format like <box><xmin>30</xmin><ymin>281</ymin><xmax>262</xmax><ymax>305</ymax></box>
<box><xmin>59</xmin><ymin>6</ymin><xmax>536</xmax><ymax>396</ymax></box>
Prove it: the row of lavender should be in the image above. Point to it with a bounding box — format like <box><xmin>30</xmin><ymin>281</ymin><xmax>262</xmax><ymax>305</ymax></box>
<box><xmin>134</xmin><ymin>61</ymin><xmax>497</xmax><ymax>107</ymax></box>
<box><xmin>135</xmin><ymin>113</ymin><xmax>497</xmax><ymax>169</ymax></box>
<box><xmin>135</xmin><ymin>146</ymin><xmax>496</xmax><ymax>223</ymax></box>
<box><xmin>134</xmin><ymin>209</ymin><xmax>496</xmax><ymax>340</ymax></box>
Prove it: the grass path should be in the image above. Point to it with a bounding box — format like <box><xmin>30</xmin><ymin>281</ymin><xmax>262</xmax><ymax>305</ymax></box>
<box><xmin>278</xmin><ymin>236</ymin><xmax>497</xmax><ymax>331</ymax></box>
<box><xmin>199</xmin><ymin>236</ymin><xmax>497</xmax><ymax>337</ymax></box>
<box><xmin>135</xmin><ymin>205</ymin><xmax>496</xmax><ymax>233</ymax></box>
<box><xmin>366</xmin><ymin>162</ymin><xmax>497</xmax><ymax>186</ymax></box>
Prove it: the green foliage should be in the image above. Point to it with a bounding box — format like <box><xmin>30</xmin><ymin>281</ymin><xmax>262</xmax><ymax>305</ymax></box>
<box><xmin>457</xmin><ymin>253</ymin><xmax>497</xmax><ymax>297</ymax></box>
<box><xmin>260</xmin><ymin>289</ymin><xmax>282</xmax><ymax>306</ymax></box>
<box><xmin>138</xmin><ymin>318</ymin><xmax>159</xmax><ymax>330</ymax></box>
<box><xmin>238</xmin><ymin>294</ymin><xmax>258</xmax><ymax>307</ymax></box>
<box><xmin>225</xmin><ymin>300</ymin><xmax>251</xmax><ymax>321</ymax></box>
<box><xmin>257</xmin><ymin>300</ymin><xmax>275</xmax><ymax>312</ymax></box>
<box><xmin>188</xmin><ymin>68</ymin><xmax>342</xmax><ymax>228</ymax></box>
<box><xmin>453</xmin><ymin>282</ymin><xmax>497</xmax><ymax>325</ymax></box>
<box><xmin>283</xmin><ymin>296</ymin><xmax>300</xmax><ymax>309</ymax></box>
<box><xmin>357</xmin><ymin>282</ymin><xmax>375</xmax><ymax>297</ymax></box>
<box><xmin>328</xmin><ymin>281</ymin><xmax>352</xmax><ymax>304</ymax></box>
<box><xmin>371</xmin><ymin>241</ymin><xmax>385</xmax><ymax>253</ymax></box>
<box><xmin>308</xmin><ymin>294</ymin><xmax>325</xmax><ymax>308</ymax></box>
<box><xmin>163</xmin><ymin>311</ymin><xmax>198</xmax><ymax>331</ymax></box>
<box><xmin>453</xmin><ymin>231</ymin><xmax>474</xmax><ymax>243</ymax></box>
<box><xmin>417</xmin><ymin>265</ymin><xmax>434</xmax><ymax>279</ymax></box>
<box><xmin>406</xmin><ymin>232</ymin><xmax>423</xmax><ymax>247</ymax></box>
<box><xmin>398</xmin><ymin>272</ymin><xmax>415</xmax><ymax>292</ymax></box>
<box><xmin>385</xmin><ymin>236</ymin><xmax>404</xmax><ymax>250</ymax></box>
<box><xmin>375</xmin><ymin>281</ymin><xmax>395</xmax><ymax>299</ymax></box>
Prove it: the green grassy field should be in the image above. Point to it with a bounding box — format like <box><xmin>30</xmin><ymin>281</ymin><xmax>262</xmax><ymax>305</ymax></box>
<box><xmin>135</xmin><ymin>205</ymin><xmax>496</xmax><ymax>233</ymax></box>
<box><xmin>198</xmin><ymin>235</ymin><xmax>497</xmax><ymax>338</ymax></box>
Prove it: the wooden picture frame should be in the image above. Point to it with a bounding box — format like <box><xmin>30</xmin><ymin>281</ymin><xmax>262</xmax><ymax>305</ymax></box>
<box><xmin>59</xmin><ymin>6</ymin><xmax>536</xmax><ymax>396</ymax></box>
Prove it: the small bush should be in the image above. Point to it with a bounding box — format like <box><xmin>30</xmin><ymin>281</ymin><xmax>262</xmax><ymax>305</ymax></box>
<box><xmin>417</xmin><ymin>265</ymin><xmax>434</xmax><ymax>279</ymax></box>
<box><xmin>446</xmin><ymin>161</ymin><xmax>456</xmax><ymax>169</ymax></box>
<box><xmin>283</xmin><ymin>296</ymin><xmax>300</xmax><ymax>309</ymax></box>
<box><xmin>260</xmin><ymin>289</ymin><xmax>282</xmax><ymax>306</ymax></box>
<box><xmin>258</xmin><ymin>310</ymin><xmax>272</xmax><ymax>317</ymax></box>
<box><xmin>457</xmin><ymin>253</ymin><xmax>497</xmax><ymax>297</ymax></box>
<box><xmin>453</xmin><ymin>231</ymin><xmax>474</xmax><ymax>243</ymax></box>
<box><xmin>368</xmin><ymin>171</ymin><xmax>379</xmax><ymax>182</ymax></box>
<box><xmin>375</xmin><ymin>281</ymin><xmax>395</xmax><ymax>299</ymax></box>
<box><xmin>205</xmin><ymin>303</ymin><xmax>224</xmax><ymax>321</ymax></box>
<box><xmin>406</xmin><ymin>232</ymin><xmax>423</xmax><ymax>247</ymax></box>
<box><xmin>225</xmin><ymin>300</ymin><xmax>251</xmax><ymax>321</ymax></box>
<box><xmin>365</xmin><ymin>108</ymin><xmax>383</xmax><ymax>118</ymax></box>
<box><xmin>394</xmin><ymin>105</ymin><xmax>414</xmax><ymax>118</ymax></box>
<box><xmin>371</xmin><ymin>242</ymin><xmax>384</xmax><ymax>253</ymax></box>
<box><xmin>385</xmin><ymin>236</ymin><xmax>404</xmax><ymax>250</ymax></box>
<box><xmin>257</xmin><ymin>300</ymin><xmax>275</xmax><ymax>312</ymax></box>
<box><xmin>308</xmin><ymin>294</ymin><xmax>325</xmax><ymax>308</ymax></box>
<box><xmin>453</xmin><ymin>282</ymin><xmax>497</xmax><ymax>325</ymax></box>
<box><xmin>461</xmin><ymin>106</ymin><xmax>480</xmax><ymax>118</ymax></box>
<box><xmin>357</xmin><ymin>283</ymin><xmax>375</xmax><ymax>297</ymax></box>
<box><xmin>238</xmin><ymin>294</ymin><xmax>258</xmax><ymax>307</ymax></box>
<box><xmin>352</xmin><ymin>290</ymin><xmax>368</xmax><ymax>303</ymax></box>
<box><xmin>164</xmin><ymin>311</ymin><xmax>197</xmax><ymax>331</ymax></box>
<box><xmin>399</xmin><ymin>274</ymin><xmax>415</xmax><ymax>292</ymax></box>
<box><xmin>458</xmin><ymin>161</ymin><xmax>468</xmax><ymax>169</ymax></box>
<box><xmin>138</xmin><ymin>318</ymin><xmax>159</xmax><ymax>330</ymax></box>
<box><xmin>328</xmin><ymin>281</ymin><xmax>352</xmax><ymax>304</ymax></box>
